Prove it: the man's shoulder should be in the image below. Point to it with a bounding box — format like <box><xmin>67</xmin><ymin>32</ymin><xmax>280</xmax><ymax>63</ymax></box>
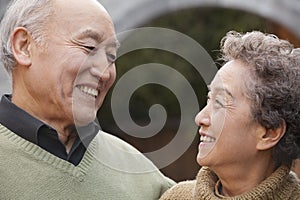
<box><xmin>96</xmin><ymin>130</ymin><xmax>142</xmax><ymax>153</ymax></box>
<box><xmin>92</xmin><ymin>130</ymin><xmax>176</xmax><ymax>195</ymax></box>
<box><xmin>92</xmin><ymin>130</ymin><xmax>162</xmax><ymax>173</ymax></box>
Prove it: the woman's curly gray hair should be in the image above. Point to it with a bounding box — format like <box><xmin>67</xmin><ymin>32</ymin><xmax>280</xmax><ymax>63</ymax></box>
<box><xmin>221</xmin><ymin>31</ymin><xmax>300</xmax><ymax>167</ymax></box>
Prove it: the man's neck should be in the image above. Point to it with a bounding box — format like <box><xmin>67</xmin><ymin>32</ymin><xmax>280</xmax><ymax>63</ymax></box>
<box><xmin>55</xmin><ymin>125</ymin><xmax>78</xmax><ymax>153</ymax></box>
<box><xmin>12</xmin><ymin>92</ymin><xmax>78</xmax><ymax>153</ymax></box>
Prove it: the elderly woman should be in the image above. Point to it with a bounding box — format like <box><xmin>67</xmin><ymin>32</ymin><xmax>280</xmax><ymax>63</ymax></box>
<box><xmin>160</xmin><ymin>30</ymin><xmax>300</xmax><ymax>199</ymax></box>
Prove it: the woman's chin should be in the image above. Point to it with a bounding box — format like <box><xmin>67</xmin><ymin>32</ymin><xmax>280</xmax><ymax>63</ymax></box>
<box><xmin>197</xmin><ymin>153</ymin><xmax>206</xmax><ymax>166</ymax></box>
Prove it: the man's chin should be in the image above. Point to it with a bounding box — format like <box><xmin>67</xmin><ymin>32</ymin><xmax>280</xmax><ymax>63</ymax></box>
<box><xmin>73</xmin><ymin>109</ymin><xmax>97</xmax><ymax>127</ymax></box>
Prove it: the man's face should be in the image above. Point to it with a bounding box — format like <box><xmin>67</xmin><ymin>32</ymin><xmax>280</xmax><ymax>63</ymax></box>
<box><xmin>28</xmin><ymin>0</ymin><xmax>118</xmax><ymax>126</ymax></box>
<box><xmin>195</xmin><ymin>60</ymin><xmax>263</xmax><ymax>169</ymax></box>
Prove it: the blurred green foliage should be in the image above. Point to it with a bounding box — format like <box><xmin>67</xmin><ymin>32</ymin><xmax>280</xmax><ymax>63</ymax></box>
<box><xmin>144</xmin><ymin>7</ymin><xmax>267</xmax><ymax>62</ymax></box>
<box><xmin>98</xmin><ymin>7</ymin><xmax>267</xmax><ymax>135</ymax></box>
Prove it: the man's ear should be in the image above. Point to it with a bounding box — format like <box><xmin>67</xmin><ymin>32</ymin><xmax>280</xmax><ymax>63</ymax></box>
<box><xmin>256</xmin><ymin>120</ymin><xmax>286</xmax><ymax>150</ymax></box>
<box><xmin>11</xmin><ymin>27</ymin><xmax>32</xmax><ymax>67</ymax></box>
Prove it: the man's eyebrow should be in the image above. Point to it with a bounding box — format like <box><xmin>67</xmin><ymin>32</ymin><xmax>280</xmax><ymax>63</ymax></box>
<box><xmin>77</xmin><ymin>29</ymin><xmax>103</xmax><ymax>42</ymax></box>
<box><xmin>77</xmin><ymin>29</ymin><xmax>120</xmax><ymax>49</ymax></box>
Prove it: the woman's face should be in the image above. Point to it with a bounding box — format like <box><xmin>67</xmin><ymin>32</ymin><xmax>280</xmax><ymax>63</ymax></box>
<box><xmin>195</xmin><ymin>60</ymin><xmax>264</xmax><ymax>168</ymax></box>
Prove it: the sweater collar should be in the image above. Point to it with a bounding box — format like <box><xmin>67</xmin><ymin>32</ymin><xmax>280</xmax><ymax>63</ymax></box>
<box><xmin>195</xmin><ymin>165</ymin><xmax>297</xmax><ymax>199</ymax></box>
<box><xmin>0</xmin><ymin>94</ymin><xmax>44</xmax><ymax>143</ymax></box>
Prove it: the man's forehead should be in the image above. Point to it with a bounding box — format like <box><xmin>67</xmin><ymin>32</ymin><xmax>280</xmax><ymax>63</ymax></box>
<box><xmin>53</xmin><ymin>0</ymin><xmax>110</xmax><ymax>19</ymax></box>
<box><xmin>51</xmin><ymin>0</ymin><xmax>116</xmax><ymax>42</ymax></box>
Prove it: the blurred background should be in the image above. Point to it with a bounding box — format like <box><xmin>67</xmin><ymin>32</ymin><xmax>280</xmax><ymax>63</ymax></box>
<box><xmin>1</xmin><ymin>0</ymin><xmax>300</xmax><ymax>182</ymax></box>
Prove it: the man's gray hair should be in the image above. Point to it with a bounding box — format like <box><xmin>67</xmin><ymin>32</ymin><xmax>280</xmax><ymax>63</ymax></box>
<box><xmin>0</xmin><ymin>0</ymin><xmax>54</xmax><ymax>75</ymax></box>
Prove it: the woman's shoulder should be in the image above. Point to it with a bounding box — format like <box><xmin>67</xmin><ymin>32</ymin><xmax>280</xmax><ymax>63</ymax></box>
<box><xmin>159</xmin><ymin>180</ymin><xmax>196</xmax><ymax>200</ymax></box>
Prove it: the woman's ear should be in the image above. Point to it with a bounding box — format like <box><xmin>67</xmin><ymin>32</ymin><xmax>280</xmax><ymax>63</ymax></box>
<box><xmin>11</xmin><ymin>27</ymin><xmax>32</xmax><ymax>67</ymax></box>
<box><xmin>256</xmin><ymin>120</ymin><xmax>286</xmax><ymax>150</ymax></box>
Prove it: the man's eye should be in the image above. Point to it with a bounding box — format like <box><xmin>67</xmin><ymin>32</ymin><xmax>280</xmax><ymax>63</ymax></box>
<box><xmin>83</xmin><ymin>45</ymin><xmax>95</xmax><ymax>51</ymax></box>
<box><xmin>107</xmin><ymin>53</ymin><xmax>116</xmax><ymax>63</ymax></box>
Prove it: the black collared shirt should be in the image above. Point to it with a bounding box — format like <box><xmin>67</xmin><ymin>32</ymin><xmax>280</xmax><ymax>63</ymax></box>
<box><xmin>0</xmin><ymin>95</ymin><xmax>99</xmax><ymax>166</ymax></box>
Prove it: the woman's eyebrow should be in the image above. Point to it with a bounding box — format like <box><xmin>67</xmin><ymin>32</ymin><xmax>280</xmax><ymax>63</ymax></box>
<box><xmin>208</xmin><ymin>85</ymin><xmax>234</xmax><ymax>99</ymax></box>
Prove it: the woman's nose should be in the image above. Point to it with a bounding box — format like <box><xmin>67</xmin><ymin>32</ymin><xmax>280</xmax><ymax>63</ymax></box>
<box><xmin>195</xmin><ymin>105</ymin><xmax>211</xmax><ymax>127</ymax></box>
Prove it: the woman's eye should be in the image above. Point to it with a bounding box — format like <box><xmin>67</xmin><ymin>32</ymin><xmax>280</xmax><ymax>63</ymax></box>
<box><xmin>215</xmin><ymin>99</ymin><xmax>225</xmax><ymax>107</ymax></box>
<box><xmin>207</xmin><ymin>93</ymin><xmax>225</xmax><ymax>108</ymax></box>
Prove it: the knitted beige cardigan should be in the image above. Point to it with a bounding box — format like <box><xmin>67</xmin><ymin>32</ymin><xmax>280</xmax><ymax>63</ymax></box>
<box><xmin>160</xmin><ymin>165</ymin><xmax>300</xmax><ymax>199</ymax></box>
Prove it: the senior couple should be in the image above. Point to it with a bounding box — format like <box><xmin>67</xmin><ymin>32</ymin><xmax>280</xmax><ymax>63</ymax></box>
<box><xmin>0</xmin><ymin>0</ymin><xmax>299</xmax><ymax>199</ymax></box>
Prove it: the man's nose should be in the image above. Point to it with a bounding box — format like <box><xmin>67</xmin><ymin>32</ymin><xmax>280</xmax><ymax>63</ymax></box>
<box><xmin>195</xmin><ymin>104</ymin><xmax>211</xmax><ymax>127</ymax></box>
<box><xmin>90</xmin><ymin>66</ymin><xmax>110</xmax><ymax>82</ymax></box>
<box><xmin>90</xmin><ymin>50</ymin><xmax>111</xmax><ymax>81</ymax></box>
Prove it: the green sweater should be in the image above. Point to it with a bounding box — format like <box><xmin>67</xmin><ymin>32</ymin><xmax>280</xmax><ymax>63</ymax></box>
<box><xmin>160</xmin><ymin>165</ymin><xmax>300</xmax><ymax>199</ymax></box>
<box><xmin>0</xmin><ymin>124</ymin><xmax>174</xmax><ymax>199</ymax></box>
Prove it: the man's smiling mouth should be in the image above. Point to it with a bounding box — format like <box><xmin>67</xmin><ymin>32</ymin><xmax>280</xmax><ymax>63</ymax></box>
<box><xmin>77</xmin><ymin>85</ymin><xmax>99</xmax><ymax>98</ymax></box>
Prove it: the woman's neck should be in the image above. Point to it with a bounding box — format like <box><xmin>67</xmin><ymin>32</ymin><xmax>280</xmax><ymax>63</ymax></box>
<box><xmin>212</xmin><ymin>154</ymin><xmax>276</xmax><ymax>197</ymax></box>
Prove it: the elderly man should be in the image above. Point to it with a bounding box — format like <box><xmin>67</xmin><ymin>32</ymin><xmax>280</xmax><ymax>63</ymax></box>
<box><xmin>0</xmin><ymin>0</ymin><xmax>174</xmax><ymax>199</ymax></box>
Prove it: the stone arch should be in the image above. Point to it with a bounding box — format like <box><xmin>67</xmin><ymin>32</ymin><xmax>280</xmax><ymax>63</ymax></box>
<box><xmin>101</xmin><ymin>0</ymin><xmax>300</xmax><ymax>38</ymax></box>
